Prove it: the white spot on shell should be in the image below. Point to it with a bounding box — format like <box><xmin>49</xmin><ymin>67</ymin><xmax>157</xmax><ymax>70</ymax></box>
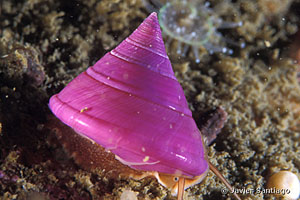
<box><xmin>80</xmin><ymin>107</ymin><xmax>88</xmax><ymax>113</ymax></box>
<box><xmin>149</xmin><ymin>44</ymin><xmax>152</xmax><ymax>47</ymax></box>
<box><xmin>105</xmin><ymin>62</ymin><xmax>109</xmax><ymax>65</ymax></box>
<box><xmin>137</xmin><ymin>111</ymin><xmax>140</xmax><ymax>114</ymax></box>
<box><xmin>128</xmin><ymin>93</ymin><xmax>132</xmax><ymax>97</ymax></box>
<box><xmin>143</xmin><ymin>156</ymin><xmax>150</xmax><ymax>162</ymax></box>
<box><xmin>169</xmin><ymin>124</ymin><xmax>173</xmax><ymax>129</ymax></box>
<box><xmin>175</xmin><ymin>154</ymin><xmax>187</xmax><ymax>161</ymax></box>
<box><xmin>168</xmin><ymin>105</ymin><xmax>176</xmax><ymax>110</ymax></box>
<box><xmin>147</xmin><ymin>65</ymin><xmax>151</xmax><ymax>68</ymax></box>
<box><xmin>141</xmin><ymin>147</ymin><xmax>146</xmax><ymax>152</ymax></box>
<box><xmin>107</xmin><ymin>76</ymin><xmax>110</xmax><ymax>80</ymax></box>
<box><xmin>181</xmin><ymin>113</ymin><xmax>185</xmax><ymax>117</ymax></box>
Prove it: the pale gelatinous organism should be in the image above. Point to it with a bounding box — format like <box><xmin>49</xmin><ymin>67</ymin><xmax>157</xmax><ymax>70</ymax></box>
<box><xmin>143</xmin><ymin>0</ymin><xmax>244</xmax><ymax>63</ymax></box>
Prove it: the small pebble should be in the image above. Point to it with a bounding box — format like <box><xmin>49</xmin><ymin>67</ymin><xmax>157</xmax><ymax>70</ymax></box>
<box><xmin>120</xmin><ymin>189</ymin><xmax>138</xmax><ymax>200</ymax></box>
<box><xmin>267</xmin><ymin>171</ymin><xmax>300</xmax><ymax>200</ymax></box>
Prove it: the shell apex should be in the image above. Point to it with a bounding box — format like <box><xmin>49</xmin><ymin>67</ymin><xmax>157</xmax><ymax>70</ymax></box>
<box><xmin>106</xmin><ymin>12</ymin><xmax>176</xmax><ymax>79</ymax></box>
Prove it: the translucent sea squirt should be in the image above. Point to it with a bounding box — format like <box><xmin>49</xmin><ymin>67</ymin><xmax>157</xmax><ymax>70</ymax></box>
<box><xmin>144</xmin><ymin>0</ymin><xmax>244</xmax><ymax>63</ymax></box>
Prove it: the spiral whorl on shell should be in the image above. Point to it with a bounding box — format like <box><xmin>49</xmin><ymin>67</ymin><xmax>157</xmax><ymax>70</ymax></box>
<box><xmin>49</xmin><ymin>13</ymin><xmax>208</xmax><ymax>178</ymax></box>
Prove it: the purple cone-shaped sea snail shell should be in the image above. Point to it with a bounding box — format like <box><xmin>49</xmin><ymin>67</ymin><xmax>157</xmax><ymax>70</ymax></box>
<box><xmin>49</xmin><ymin>13</ymin><xmax>241</xmax><ymax>200</ymax></box>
